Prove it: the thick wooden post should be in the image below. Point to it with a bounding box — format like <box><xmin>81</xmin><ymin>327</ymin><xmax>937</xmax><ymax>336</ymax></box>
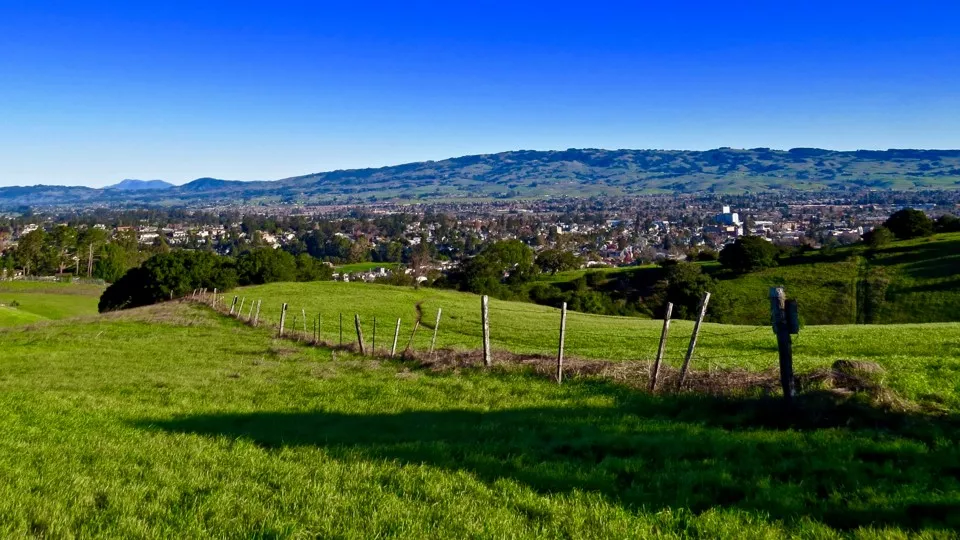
<box><xmin>391</xmin><ymin>318</ymin><xmax>401</xmax><ymax>357</ymax></box>
<box><xmin>556</xmin><ymin>302</ymin><xmax>567</xmax><ymax>384</ymax></box>
<box><xmin>429</xmin><ymin>308</ymin><xmax>442</xmax><ymax>355</ymax></box>
<box><xmin>247</xmin><ymin>299</ymin><xmax>255</xmax><ymax>321</ymax></box>
<box><xmin>301</xmin><ymin>308</ymin><xmax>307</xmax><ymax>338</ymax></box>
<box><xmin>677</xmin><ymin>292</ymin><xmax>710</xmax><ymax>391</ymax></box>
<box><xmin>253</xmin><ymin>300</ymin><xmax>261</xmax><ymax>326</ymax></box>
<box><xmin>354</xmin><ymin>314</ymin><xmax>366</xmax><ymax>354</ymax></box>
<box><xmin>770</xmin><ymin>287</ymin><xmax>796</xmax><ymax>402</ymax></box>
<box><xmin>212</xmin><ymin>288</ymin><xmax>217</xmax><ymax>308</ymax></box>
<box><xmin>229</xmin><ymin>295</ymin><xmax>238</xmax><ymax>315</ymax></box>
<box><xmin>650</xmin><ymin>302</ymin><xmax>673</xmax><ymax>391</ymax></box>
<box><xmin>278</xmin><ymin>303</ymin><xmax>288</xmax><ymax>337</ymax></box>
<box><xmin>481</xmin><ymin>295</ymin><xmax>491</xmax><ymax>367</ymax></box>
<box><xmin>237</xmin><ymin>297</ymin><xmax>245</xmax><ymax>317</ymax></box>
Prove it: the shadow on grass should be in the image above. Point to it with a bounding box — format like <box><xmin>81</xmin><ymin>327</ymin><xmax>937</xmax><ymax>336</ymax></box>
<box><xmin>135</xmin><ymin>387</ymin><xmax>960</xmax><ymax>532</ymax></box>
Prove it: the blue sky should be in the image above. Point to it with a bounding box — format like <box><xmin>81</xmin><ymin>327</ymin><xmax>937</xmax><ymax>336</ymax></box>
<box><xmin>1</xmin><ymin>1</ymin><xmax>958</xmax><ymax>187</ymax></box>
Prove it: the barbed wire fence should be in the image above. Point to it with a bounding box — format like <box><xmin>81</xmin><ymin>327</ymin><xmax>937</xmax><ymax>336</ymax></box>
<box><xmin>188</xmin><ymin>286</ymin><xmax>789</xmax><ymax>395</ymax></box>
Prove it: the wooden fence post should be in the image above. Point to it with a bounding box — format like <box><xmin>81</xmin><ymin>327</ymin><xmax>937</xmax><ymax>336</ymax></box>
<box><xmin>301</xmin><ymin>308</ymin><xmax>307</xmax><ymax>338</ymax></box>
<box><xmin>237</xmin><ymin>298</ymin><xmax>245</xmax><ymax>317</ymax></box>
<box><xmin>373</xmin><ymin>316</ymin><xmax>377</xmax><ymax>353</ymax></box>
<box><xmin>354</xmin><ymin>314</ymin><xmax>366</xmax><ymax>354</ymax></box>
<box><xmin>213</xmin><ymin>288</ymin><xmax>217</xmax><ymax>308</ymax></box>
<box><xmin>677</xmin><ymin>292</ymin><xmax>710</xmax><ymax>391</ymax></box>
<box><xmin>339</xmin><ymin>313</ymin><xmax>343</xmax><ymax>346</ymax></box>
<box><xmin>405</xmin><ymin>320</ymin><xmax>420</xmax><ymax>354</ymax></box>
<box><xmin>429</xmin><ymin>308</ymin><xmax>442</xmax><ymax>355</ymax></box>
<box><xmin>770</xmin><ymin>287</ymin><xmax>796</xmax><ymax>403</ymax></box>
<box><xmin>278</xmin><ymin>303</ymin><xmax>288</xmax><ymax>337</ymax></box>
<box><xmin>481</xmin><ymin>295</ymin><xmax>491</xmax><ymax>367</ymax></box>
<box><xmin>391</xmin><ymin>318</ymin><xmax>401</xmax><ymax>357</ymax></box>
<box><xmin>253</xmin><ymin>300</ymin><xmax>261</xmax><ymax>326</ymax></box>
<box><xmin>291</xmin><ymin>314</ymin><xmax>299</xmax><ymax>341</ymax></box>
<box><xmin>229</xmin><ymin>295</ymin><xmax>238</xmax><ymax>315</ymax></box>
<box><xmin>317</xmin><ymin>313</ymin><xmax>322</xmax><ymax>342</ymax></box>
<box><xmin>556</xmin><ymin>302</ymin><xmax>567</xmax><ymax>384</ymax></box>
<box><xmin>650</xmin><ymin>302</ymin><xmax>673</xmax><ymax>391</ymax></box>
<box><xmin>247</xmin><ymin>299</ymin><xmax>255</xmax><ymax>322</ymax></box>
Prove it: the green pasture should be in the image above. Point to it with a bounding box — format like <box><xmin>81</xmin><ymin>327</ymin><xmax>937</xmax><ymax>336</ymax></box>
<box><xmin>1</xmin><ymin>302</ymin><xmax>959</xmax><ymax>537</ymax></box>
<box><xmin>235</xmin><ymin>281</ymin><xmax>960</xmax><ymax>408</ymax></box>
<box><xmin>0</xmin><ymin>281</ymin><xmax>103</xmax><ymax>327</ymax></box>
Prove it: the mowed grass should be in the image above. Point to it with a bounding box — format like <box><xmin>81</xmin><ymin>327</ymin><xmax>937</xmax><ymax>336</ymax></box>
<box><xmin>1</xmin><ymin>302</ymin><xmax>960</xmax><ymax>537</ymax></box>
<box><xmin>236</xmin><ymin>281</ymin><xmax>960</xmax><ymax>408</ymax></box>
<box><xmin>0</xmin><ymin>281</ymin><xmax>104</xmax><ymax>327</ymax></box>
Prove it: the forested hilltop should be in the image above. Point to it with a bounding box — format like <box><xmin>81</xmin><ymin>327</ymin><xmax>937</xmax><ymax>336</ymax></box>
<box><xmin>2</xmin><ymin>148</ymin><xmax>960</xmax><ymax>208</ymax></box>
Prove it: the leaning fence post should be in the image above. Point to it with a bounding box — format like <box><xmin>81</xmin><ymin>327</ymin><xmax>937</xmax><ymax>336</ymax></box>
<box><xmin>278</xmin><ymin>303</ymin><xmax>288</xmax><ymax>337</ymax></box>
<box><xmin>237</xmin><ymin>297</ymin><xmax>245</xmax><ymax>318</ymax></box>
<box><xmin>391</xmin><ymin>318</ymin><xmax>401</xmax><ymax>357</ymax></box>
<box><xmin>677</xmin><ymin>292</ymin><xmax>710</xmax><ymax>391</ymax></box>
<box><xmin>229</xmin><ymin>295</ymin><xmax>238</xmax><ymax>315</ymax></box>
<box><xmin>429</xmin><ymin>308</ymin><xmax>442</xmax><ymax>355</ymax></box>
<box><xmin>253</xmin><ymin>300</ymin><xmax>261</xmax><ymax>326</ymax></box>
<box><xmin>481</xmin><ymin>295</ymin><xmax>491</xmax><ymax>366</ymax></box>
<box><xmin>556</xmin><ymin>302</ymin><xmax>567</xmax><ymax>384</ymax></box>
<box><xmin>770</xmin><ymin>287</ymin><xmax>796</xmax><ymax>403</ymax></box>
<box><xmin>405</xmin><ymin>320</ymin><xmax>420</xmax><ymax>355</ymax></box>
<box><xmin>650</xmin><ymin>302</ymin><xmax>673</xmax><ymax>392</ymax></box>
<box><xmin>354</xmin><ymin>314</ymin><xmax>366</xmax><ymax>355</ymax></box>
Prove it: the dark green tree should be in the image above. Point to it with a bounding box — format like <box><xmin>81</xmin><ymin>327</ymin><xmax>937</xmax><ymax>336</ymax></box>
<box><xmin>884</xmin><ymin>208</ymin><xmax>933</xmax><ymax>239</ymax></box>
<box><xmin>718</xmin><ymin>236</ymin><xmax>778</xmax><ymax>274</ymax></box>
<box><xmin>235</xmin><ymin>248</ymin><xmax>297</xmax><ymax>285</ymax></box>
<box><xmin>98</xmin><ymin>251</ymin><xmax>237</xmax><ymax>312</ymax></box>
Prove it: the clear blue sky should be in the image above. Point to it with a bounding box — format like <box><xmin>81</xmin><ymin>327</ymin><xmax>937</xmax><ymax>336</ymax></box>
<box><xmin>1</xmin><ymin>1</ymin><xmax>958</xmax><ymax>187</ymax></box>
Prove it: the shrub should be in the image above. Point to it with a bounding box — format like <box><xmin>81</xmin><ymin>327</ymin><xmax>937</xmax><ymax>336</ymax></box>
<box><xmin>863</xmin><ymin>226</ymin><xmax>893</xmax><ymax>249</ymax></box>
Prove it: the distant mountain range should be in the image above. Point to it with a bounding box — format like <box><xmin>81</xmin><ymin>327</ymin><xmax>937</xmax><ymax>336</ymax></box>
<box><xmin>2</xmin><ymin>148</ymin><xmax>959</xmax><ymax>209</ymax></box>
<box><xmin>106</xmin><ymin>179</ymin><xmax>175</xmax><ymax>191</ymax></box>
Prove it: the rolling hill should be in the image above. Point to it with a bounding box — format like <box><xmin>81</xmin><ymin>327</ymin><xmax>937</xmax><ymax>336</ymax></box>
<box><xmin>2</xmin><ymin>289</ymin><xmax>959</xmax><ymax>536</ymax></box>
<box><xmin>2</xmin><ymin>147</ymin><xmax>959</xmax><ymax>208</ymax></box>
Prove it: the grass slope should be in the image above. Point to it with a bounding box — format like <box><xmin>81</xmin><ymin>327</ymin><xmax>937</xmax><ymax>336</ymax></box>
<box><xmin>535</xmin><ymin>233</ymin><xmax>960</xmax><ymax>325</ymax></box>
<box><xmin>1</xmin><ymin>302</ymin><xmax>959</xmax><ymax>537</ymax></box>
<box><xmin>235</xmin><ymin>281</ymin><xmax>960</xmax><ymax>408</ymax></box>
<box><xmin>0</xmin><ymin>281</ymin><xmax>103</xmax><ymax>327</ymax></box>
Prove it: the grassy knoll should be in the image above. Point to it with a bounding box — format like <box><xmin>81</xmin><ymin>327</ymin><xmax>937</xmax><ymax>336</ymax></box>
<box><xmin>236</xmin><ymin>281</ymin><xmax>960</xmax><ymax>408</ymax></box>
<box><xmin>336</xmin><ymin>262</ymin><xmax>402</xmax><ymax>274</ymax></box>
<box><xmin>1</xmin><ymin>301</ymin><xmax>959</xmax><ymax>537</ymax></box>
<box><xmin>0</xmin><ymin>281</ymin><xmax>103</xmax><ymax>327</ymax></box>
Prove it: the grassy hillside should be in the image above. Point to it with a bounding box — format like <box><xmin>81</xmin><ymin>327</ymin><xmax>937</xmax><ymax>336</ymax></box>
<box><xmin>528</xmin><ymin>233</ymin><xmax>960</xmax><ymax>325</ymax></box>
<box><xmin>0</xmin><ymin>281</ymin><xmax>103</xmax><ymax>327</ymax></box>
<box><xmin>234</xmin><ymin>281</ymin><xmax>960</xmax><ymax>408</ymax></box>
<box><xmin>1</xmin><ymin>301</ymin><xmax>959</xmax><ymax>537</ymax></box>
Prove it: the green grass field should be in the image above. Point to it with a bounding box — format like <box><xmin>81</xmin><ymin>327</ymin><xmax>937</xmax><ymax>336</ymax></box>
<box><xmin>335</xmin><ymin>262</ymin><xmax>402</xmax><ymax>274</ymax></box>
<box><xmin>233</xmin><ymin>281</ymin><xmax>960</xmax><ymax>409</ymax></box>
<box><xmin>0</xmin><ymin>281</ymin><xmax>104</xmax><ymax>327</ymax></box>
<box><xmin>1</xmin><ymin>300</ymin><xmax>960</xmax><ymax>537</ymax></box>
